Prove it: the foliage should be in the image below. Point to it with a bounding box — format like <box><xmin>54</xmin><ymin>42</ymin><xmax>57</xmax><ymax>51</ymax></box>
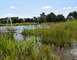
<box><xmin>22</xmin><ymin>20</ymin><xmax>77</xmax><ymax>47</ymax></box>
<box><xmin>46</xmin><ymin>12</ymin><xmax>56</xmax><ymax>22</ymax></box>
<box><xmin>0</xmin><ymin>11</ymin><xmax>77</xmax><ymax>24</ymax></box>
<box><xmin>67</xmin><ymin>11</ymin><xmax>77</xmax><ymax>20</ymax></box>
<box><xmin>55</xmin><ymin>14</ymin><xmax>66</xmax><ymax>22</ymax></box>
<box><xmin>0</xmin><ymin>33</ymin><xmax>60</xmax><ymax>60</ymax></box>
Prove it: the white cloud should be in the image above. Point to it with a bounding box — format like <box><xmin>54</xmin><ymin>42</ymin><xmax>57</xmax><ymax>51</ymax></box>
<box><xmin>10</xmin><ymin>6</ymin><xmax>15</xmax><ymax>9</ymax></box>
<box><xmin>4</xmin><ymin>13</ymin><xmax>27</xmax><ymax>18</ymax></box>
<box><xmin>42</xmin><ymin>6</ymin><xmax>52</xmax><ymax>9</ymax></box>
<box><xmin>74</xmin><ymin>7</ymin><xmax>77</xmax><ymax>9</ymax></box>
<box><xmin>62</xmin><ymin>7</ymin><xmax>71</xmax><ymax>10</ymax></box>
<box><xmin>5</xmin><ymin>13</ymin><xmax>13</xmax><ymax>17</ymax></box>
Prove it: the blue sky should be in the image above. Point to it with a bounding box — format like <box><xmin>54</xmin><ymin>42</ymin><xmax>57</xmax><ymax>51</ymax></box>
<box><xmin>0</xmin><ymin>0</ymin><xmax>77</xmax><ymax>18</ymax></box>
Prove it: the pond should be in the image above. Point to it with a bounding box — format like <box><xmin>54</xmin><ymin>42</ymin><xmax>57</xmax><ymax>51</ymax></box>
<box><xmin>0</xmin><ymin>24</ymin><xmax>77</xmax><ymax>60</ymax></box>
<box><xmin>0</xmin><ymin>24</ymin><xmax>49</xmax><ymax>40</ymax></box>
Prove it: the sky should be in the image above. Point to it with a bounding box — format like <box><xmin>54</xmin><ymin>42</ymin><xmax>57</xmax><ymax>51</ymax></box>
<box><xmin>0</xmin><ymin>0</ymin><xmax>77</xmax><ymax>18</ymax></box>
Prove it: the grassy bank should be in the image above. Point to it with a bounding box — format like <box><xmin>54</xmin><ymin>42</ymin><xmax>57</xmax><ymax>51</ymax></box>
<box><xmin>0</xmin><ymin>22</ymin><xmax>37</xmax><ymax>26</ymax></box>
<box><xmin>0</xmin><ymin>22</ymin><xmax>53</xmax><ymax>26</ymax></box>
<box><xmin>22</xmin><ymin>20</ymin><xmax>77</xmax><ymax>46</ymax></box>
<box><xmin>0</xmin><ymin>33</ymin><xmax>60</xmax><ymax>60</ymax></box>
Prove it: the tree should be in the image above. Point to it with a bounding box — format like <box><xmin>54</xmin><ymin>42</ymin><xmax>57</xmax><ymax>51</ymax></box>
<box><xmin>11</xmin><ymin>17</ymin><xmax>19</xmax><ymax>23</ymax></box>
<box><xmin>46</xmin><ymin>12</ymin><xmax>56</xmax><ymax>22</ymax></box>
<box><xmin>73</xmin><ymin>11</ymin><xmax>77</xmax><ymax>19</ymax></box>
<box><xmin>33</xmin><ymin>17</ymin><xmax>37</xmax><ymax>22</ymax></box>
<box><xmin>25</xmin><ymin>18</ymin><xmax>31</xmax><ymax>22</ymax></box>
<box><xmin>67</xmin><ymin>11</ymin><xmax>77</xmax><ymax>20</ymax></box>
<box><xmin>55</xmin><ymin>14</ymin><xmax>65</xmax><ymax>22</ymax></box>
<box><xmin>0</xmin><ymin>18</ymin><xmax>7</xmax><ymax>23</ymax></box>
<box><xmin>39</xmin><ymin>12</ymin><xmax>46</xmax><ymax>22</ymax></box>
<box><xmin>18</xmin><ymin>18</ymin><xmax>24</xmax><ymax>23</ymax></box>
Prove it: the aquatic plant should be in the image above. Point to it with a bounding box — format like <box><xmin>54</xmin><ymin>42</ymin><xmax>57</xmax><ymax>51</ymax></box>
<box><xmin>0</xmin><ymin>33</ymin><xmax>61</xmax><ymax>60</ymax></box>
<box><xmin>22</xmin><ymin>20</ymin><xmax>77</xmax><ymax>46</ymax></box>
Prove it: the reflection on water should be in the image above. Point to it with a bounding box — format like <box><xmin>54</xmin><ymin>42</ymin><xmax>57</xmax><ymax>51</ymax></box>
<box><xmin>0</xmin><ymin>24</ymin><xmax>44</xmax><ymax>40</ymax></box>
<box><xmin>14</xmin><ymin>33</ymin><xmax>24</xmax><ymax>40</ymax></box>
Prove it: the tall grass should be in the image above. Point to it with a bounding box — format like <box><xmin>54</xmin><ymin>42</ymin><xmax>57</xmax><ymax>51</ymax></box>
<box><xmin>1</xmin><ymin>20</ymin><xmax>77</xmax><ymax>60</ymax></box>
<box><xmin>22</xmin><ymin>20</ymin><xmax>77</xmax><ymax>46</ymax></box>
<box><xmin>0</xmin><ymin>33</ymin><xmax>60</xmax><ymax>60</ymax></box>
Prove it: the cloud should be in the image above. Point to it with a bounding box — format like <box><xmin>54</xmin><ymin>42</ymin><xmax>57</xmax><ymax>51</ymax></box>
<box><xmin>5</xmin><ymin>14</ymin><xmax>26</xmax><ymax>18</ymax></box>
<box><xmin>42</xmin><ymin>6</ymin><xmax>52</xmax><ymax>9</ymax></box>
<box><xmin>5</xmin><ymin>13</ymin><xmax>13</xmax><ymax>17</ymax></box>
<box><xmin>10</xmin><ymin>6</ymin><xmax>15</xmax><ymax>9</ymax></box>
<box><xmin>74</xmin><ymin>7</ymin><xmax>77</xmax><ymax>9</ymax></box>
<box><xmin>62</xmin><ymin>7</ymin><xmax>71</xmax><ymax>10</ymax></box>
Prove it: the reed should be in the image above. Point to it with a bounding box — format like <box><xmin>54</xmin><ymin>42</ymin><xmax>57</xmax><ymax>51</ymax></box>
<box><xmin>0</xmin><ymin>33</ymin><xmax>60</xmax><ymax>60</ymax></box>
<box><xmin>22</xmin><ymin>20</ymin><xmax>77</xmax><ymax>46</ymax></box>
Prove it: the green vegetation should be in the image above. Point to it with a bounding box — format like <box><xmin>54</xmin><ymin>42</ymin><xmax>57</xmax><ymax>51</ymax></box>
<box><xmin>22</xmin><ymin>20</ymin><xmax>77</xmax><ymax>46</ymax></box>
<box><xmin>0</xmin><ymin>33</ymin><xmax>60</xmax><ymax>60</ymax></box>
<box><xmin>1</xmin><ymin>19</ymin><xmax>77</xmax><ymax>60</ymax></box>
<box><xmin>0</xmin><ymin>22</ymin><xmax>37</xmax><ymax>26</ymax></box>
<box><xmin>0</xmin><ymin>11</ymin><xmax>77</xmax><ymax>24</ymax></box>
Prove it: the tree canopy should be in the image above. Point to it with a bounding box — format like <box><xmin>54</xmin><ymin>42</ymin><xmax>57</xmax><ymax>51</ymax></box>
<box><xmin>0</xmin><ymin>11</ymin><xmax>77</xmax><ymax>24</ymax></box>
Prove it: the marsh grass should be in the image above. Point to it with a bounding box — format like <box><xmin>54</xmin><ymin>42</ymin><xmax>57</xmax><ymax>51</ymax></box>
<box><xmin>0</xmin><ymin>33</ymin><xmax>61</xmax><ymax>60</ymax></box>
<box><xmin>1</xmin><ymin>20</ymin><xmax>77</xmax><ymax>60</ymax></box>
<box><xmin>22</xmin><ymin>20</ymin><xmax>77</xmax><ymax>46</ymax></box>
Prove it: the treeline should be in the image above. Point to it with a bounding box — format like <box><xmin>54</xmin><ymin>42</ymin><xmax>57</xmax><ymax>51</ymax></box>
<box><xmin>0</xmin><ymin>11</ymin><xmax>77</xmax><ymax>24</ymax></box>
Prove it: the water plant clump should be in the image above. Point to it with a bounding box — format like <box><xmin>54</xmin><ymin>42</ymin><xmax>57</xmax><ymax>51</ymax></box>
<box><xmin>22</xmin><ymin>20</ymin><xmax>77</xmax><ymax>47</ymax></box>
<box><xmin>1</xmin><ymin>20</ymin><xmax>77</xmax><ymax>60</ymax></box>
<box><xmin>0</xmin><ymin>33</ymin><xmax>61</xmax><ymax>60</ymax></box>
